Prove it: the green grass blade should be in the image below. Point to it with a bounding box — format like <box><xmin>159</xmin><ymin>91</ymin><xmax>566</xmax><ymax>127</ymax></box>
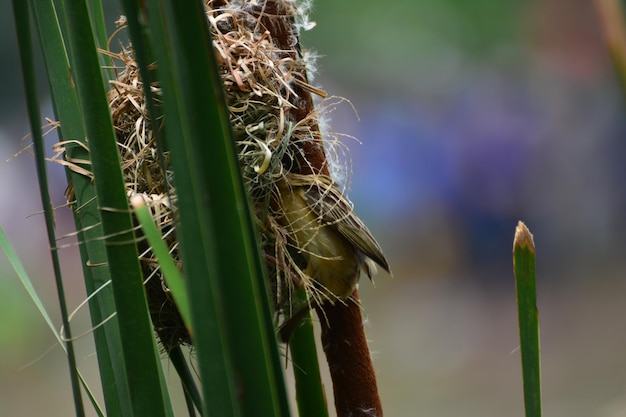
<box><xmin>124</xmin><ymin>1</ymin><xmax>240</xmax><ymax>414</ymax></box>
<box><xmin>0</xmin><ymin>226</ymin><xmax>105</xmax><ymax>417</ymax></box>
<box><xmin>58</xmin><ymin>1</ymin><xmax>173</xmax><ymax>416</ymax></box>
<box><xmin>290</xmin><ymin>323</ymin><xmax>327</xmax><ymax>416</ymax></box>
<box><xmin>513</xmin><ymin>221</ymin><xmax>542</xmax><ymax>417</ymax></box>
<box><xmin>288</xmin><ymin>289</ymin><xmax>329</xmax><ymax>417</ymax></box>
<box><xmin>182</xmin><ymin>390</ymin><xmax>198</xmax><ymax>417</ymax></box>
<box><xmin>29</xmin><ymin>1</ymin><xmax>134</xmax><ymax>415</ymax></box>
<box><xmin>120</xmin><ymin>1</ymin><xmax>291</xmax><ymax>415</ymax></box>
<box><xmin>13</xmin><ymin>2</ymin><xmax>85</xmax><ymax>415</ymax></box>
<box><xmin>131</xmin><ymin>195</ymin><xmax>191</xmax><ymax>329</ymax></box>
<box><xmin>1</xmin><ymin>227</ymin><xmax>63</xmax><ymax>354</ymax></box>
<box><xmin>163</xmin><ymin>1</ymin><xmax>290</xmax><ymax>415</ymax></box>
<box><xmin>87</xmin><ymin>0</ymin><xmax>114</xmax><ymax>81</ymax></box>
<box><xmin>168</xmin><ymin>347</ymin><xmax>203</xmax><ymax>416</ymax></box>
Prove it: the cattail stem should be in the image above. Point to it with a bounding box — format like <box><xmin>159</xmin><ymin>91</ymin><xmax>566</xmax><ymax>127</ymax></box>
<box><xmin>316</xmin><ymin>289</ymin><xmax>383</xmax><ymax>417</ymax></box>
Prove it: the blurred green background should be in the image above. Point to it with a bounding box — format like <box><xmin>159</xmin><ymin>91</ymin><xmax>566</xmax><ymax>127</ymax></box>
<box><xmin>3</xmin><ymin>1</ymin><xmax>626</xmax><ymax>416</ymax></box>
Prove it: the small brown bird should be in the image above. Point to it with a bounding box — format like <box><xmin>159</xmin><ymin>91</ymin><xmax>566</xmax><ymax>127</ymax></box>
<box><xmin>276</xmin><ymin>173</ymin><xmax>391</xmax><ymax>340</ymax></box>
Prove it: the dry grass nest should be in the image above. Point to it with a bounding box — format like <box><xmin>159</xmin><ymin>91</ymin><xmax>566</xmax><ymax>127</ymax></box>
<box><xmin>58</xmin><ymin>0</ymin><xmax>356</xmax><ymax>350</ymax></box>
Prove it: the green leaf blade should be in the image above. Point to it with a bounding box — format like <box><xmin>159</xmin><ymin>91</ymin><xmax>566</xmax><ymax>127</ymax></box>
<box><xmin>59</xmin><ymin>2</ymin><xmax>173</xmax><ymax>416</ymax></box>
<box><xmin>513</xmin><ymin>221</ymin><xmax>542</xmax><ymax>417</ymax></box>
<box><xmin>120</xmin><ymin>1</ymin><xmax>291</xmax><ymax>416</ymax></box>
<box><xmin>28</xmin><ymin>1</ymin><xmax>134</xmax><ymax>414</ymax></box>
<box><xmin>288</xmin><ymin>290</ymin><xmax>329</xmax><ymax>417</ymax></box>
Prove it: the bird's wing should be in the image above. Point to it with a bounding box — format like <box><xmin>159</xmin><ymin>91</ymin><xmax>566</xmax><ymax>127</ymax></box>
<box><xmin>301</xmin><ymin>178</ymin><xmax>391</xmax><ymax>274</ymax></box>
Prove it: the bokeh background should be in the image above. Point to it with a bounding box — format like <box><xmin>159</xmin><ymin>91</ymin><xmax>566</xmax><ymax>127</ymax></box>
<box><xmin>3</xmin><ymin>1</ymin><xmax>626</xmax><ymax>416</ymax></box>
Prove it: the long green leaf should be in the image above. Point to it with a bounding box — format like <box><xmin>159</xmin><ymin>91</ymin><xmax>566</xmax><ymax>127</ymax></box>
<box><xmin>168</xmin><ymin>347</ymin><xmax>204</xmax><ymax>416</ymax></box>
<box><xmin>131</xmin><ymin>195</ymin><xmax>191</xmax><ymax>329</ymax></box>
<box><xmin>29</xmin><ymin>1</ymin><xmax>133</xmax><ymax>415</ymax></box>
<box><xmin>119</xmin><ymin>1</ymin><xmax>291</xmax><ymax>416</ymax></box>
<box><xmin>121</xmin><ymin>1</ymin><xmax>240</xmax><ymax>415</ymax></box>
<box><xmin>0</xmin><ymin>226</ymin><xmax>105</xmax><ymax>417</ymax></box>
<box><xmin>58</xmin><ymin>1</ymin><xmax>173</xmax><ymax>416</ymax></box>
<box><xmin>87</xmin><ymin>0</ymin><xmax>114</xmax><ymax>81</ymax></box>
<box><xmin>289</xmin><ymin>290</ymin><xmax>329</xmax><ymax>417</ymax></box>
<box><xmin>13</xmin><ymin>3</ymin><xmax>85</xmax><ymax>416</ymax></box>
<box><xmin>165</xmin><ymin>2</ymin><xmax>290</xmax><ymax>415</ymax></box>
<box><xmin>513</xmin><ymin>221</ymin><xmax>542</xmax><ymax>417</ymax></box>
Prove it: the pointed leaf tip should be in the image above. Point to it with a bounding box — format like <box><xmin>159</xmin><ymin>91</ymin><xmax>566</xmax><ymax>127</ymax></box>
<box><xmin>514</xmin><ymin>221</ymin><xmax>535</xmax><ymax>253</ymax></box>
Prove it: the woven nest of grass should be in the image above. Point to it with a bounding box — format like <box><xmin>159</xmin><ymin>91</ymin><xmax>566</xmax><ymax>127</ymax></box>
<box><xmin>61</xmin><ymin>0</ymin><xmax>353</xmax><ymax>350</ymax></box>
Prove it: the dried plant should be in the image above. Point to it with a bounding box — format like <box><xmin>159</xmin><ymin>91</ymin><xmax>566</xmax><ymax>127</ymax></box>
<box><xmin>54</xmin><ymin>0</ymin><xmax>389</xmax><ymax>351</ymax></box>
